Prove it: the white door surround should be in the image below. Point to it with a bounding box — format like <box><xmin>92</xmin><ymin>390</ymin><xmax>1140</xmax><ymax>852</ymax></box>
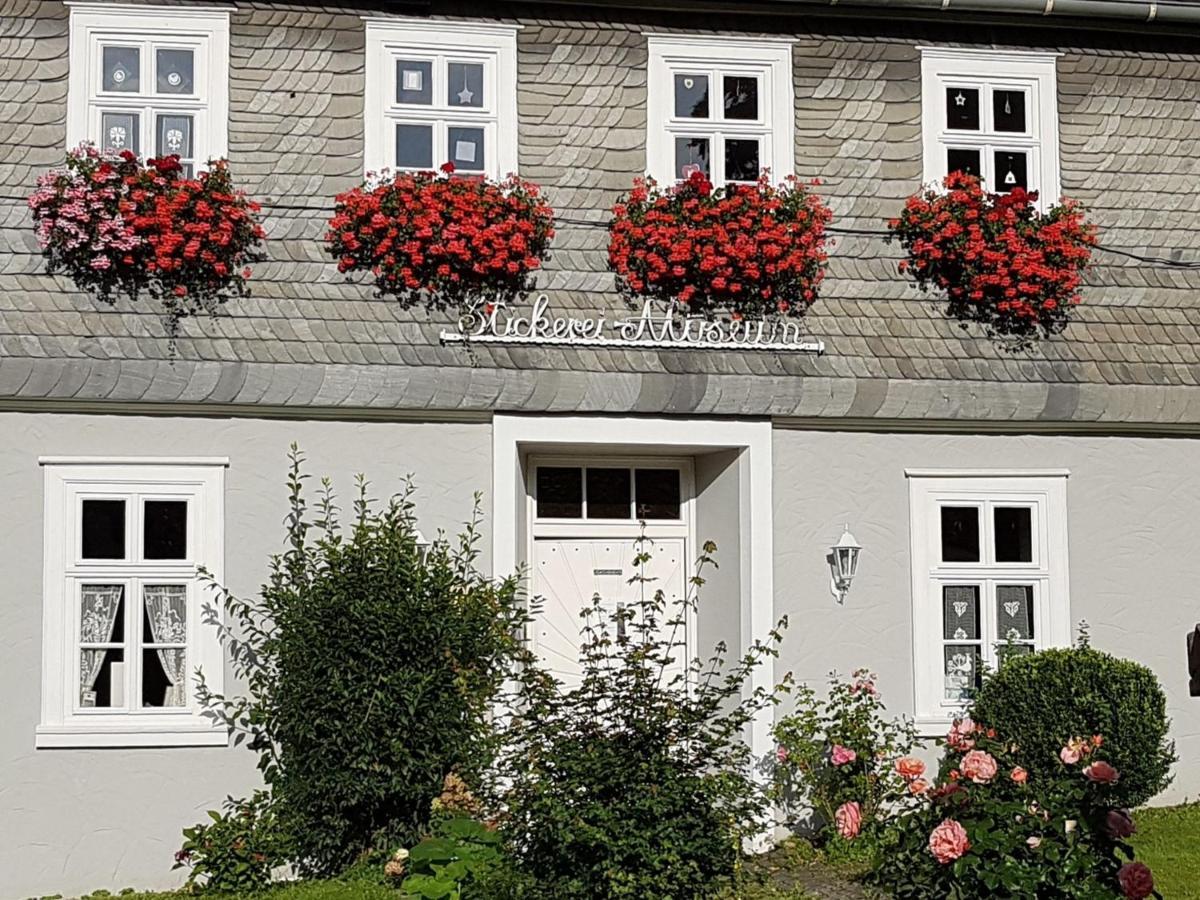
<box><xmin>492</xmin><ymin>414</ymin><xmax>775</xmax><ymax>767</ymax></box>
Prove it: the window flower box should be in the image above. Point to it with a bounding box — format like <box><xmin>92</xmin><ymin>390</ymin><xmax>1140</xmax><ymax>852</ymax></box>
<box><xmin>889</xmin><ymin>172</ymin><xmax>1096</xmax><ymax>344</ymax></box>
<box><xmin>326</xmin><ymin>163</ymin><xmax>554</xmax><ymax>311</ymax></box>
<box><xmin>29</xmin><ymin>144</ymin><xmax>265</xmax><ymax>339</ymax></box>
<box><xmin>607</xmin><ymin>171</ymin><xmax>832</xmax><ymax>321</ymax></box>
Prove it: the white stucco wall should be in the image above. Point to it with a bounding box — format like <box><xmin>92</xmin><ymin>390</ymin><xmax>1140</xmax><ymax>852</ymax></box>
<box><xmin>0</xmin><ymin>412</ymin><xmax>493</xmax><ymax>899</ymax></box>
<box><xmin>772</xmin><ymin>428</ymin><xmax>1200</xmax><ymax>805</ymax></box>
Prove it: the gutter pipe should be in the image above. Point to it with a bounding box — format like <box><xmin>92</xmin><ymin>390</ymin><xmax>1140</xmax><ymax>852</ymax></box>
<box><xmin>786</xmin><ymin>0</ymin><xmax>1200</xmax><ymax>25</ymax></box>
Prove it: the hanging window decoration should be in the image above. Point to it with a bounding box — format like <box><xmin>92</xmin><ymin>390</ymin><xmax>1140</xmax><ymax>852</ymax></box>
<box><xmin>889</xmin><ymin>172</ymin><xmax>1096</xmax><ymax>345</ymax></box>
<box><xmin>28</xmin><ymin>144</ymin><xmax>266</xmax><ymax>341</ymax></box>
<box><xmin>607</xmin><ymin>170</ymin><xmax>832</xmax><ymax>322</ymax></box>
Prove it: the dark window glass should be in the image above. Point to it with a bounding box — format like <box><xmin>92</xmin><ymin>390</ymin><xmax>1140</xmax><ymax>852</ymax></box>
<box><xmin>947</xmin><ymin>147</ymin><xmax>980</xmax><ymax>179</ymax></box>
<box><xmin>996</xmin><ymin>584</ymin><xmax>1035</xmax><ymax>641</ymax></box>
<box><xmin>396</xmin><ymin>124</ymin><xmax>433</xmax><ymax>168</ymax></box>
<box><xmin>723</xmin><ymin>75</ymin><xmax>758</xmax><ymax>120</ymax></box>
<box><xmin>102</xmin><ymin>45</ymin><xmax>140</xmax><ymax>92</ymax></box>
<box><xmin>156</xmin><ymin>48</ymin><xmax>194</xmax><ymax>94</ymax></box>
<box><xmin>946</xmin><ymin>87</ymin><xmax>980</xmax><ymax>130</ymax></box>
<box><xmin>993</xmin><ymin>90</ymin><xmax>1026</xmax><ymax>132</ymax></box>
<box><xmin>141</xmin><ymin>649</ymin><xmax>182</xmax><ymax>707</ymax></box>
<box><xmin>995</xmin><ymin>150</ymin><xmax>1028</xmax><ymax>191</ymax></box>
<box><xmin>635</xmin><ymin>469</ymin><xmax>681</xmax><ymax>520</ymax></box>
<box><xmin>943</xmin><ymin>584</ymin><xmax>981</xmax><ymax>640</ymax></box>
<box><xmin>82</xmin><ymin>499</ymin><xmax>126</xmax><ymax>559</ymax></box>
<box><xmin>537</xmin><ymin>467</ymin><xmax>582</xmax><ymax>518</ymax></box>
<box><xmin>85</xmin><ymin>648</ymin><xmax>125</xmax><ymax>708</ymax></box>
<box><xmin>674</xmin><ymin>73</ymin><xmax>709</xmax><ymax>118</ymax></box>
<box><xmin>396</xmin><ymin>59</ymin><xmax>432</xmax><ymax>105</ymax></box>
<box><xmin>448</xmin><ymin>126</ymin><xmax>485</xmax><ymax>172</ymax></box>
<box><xmin>586</xmin><ymin>468</ymin><xmax>631</xmax><ymax>519</ymax></box>
<box><xmin>675</xmin><ymin>136</ymin><xmax>710</xmax><ymax>179</ymax></box>
<box><xmin>940</xmin><ymin>506</ymin><xmax>980</xmax><ymax>562</ymax></box>
<box><xmin>724</xmin><ymin>138</ymin><xmax>760</xmax><ymax>182</ymax></box>
<box><xmin>144</xmin><ymin>500</ymin><xmax>188</xmax><ymax>560</ymax></box>
<box><xmin>994</xmin><ymin>507</ymin><xmax>1033</xmax><ymax>562</ymax></box>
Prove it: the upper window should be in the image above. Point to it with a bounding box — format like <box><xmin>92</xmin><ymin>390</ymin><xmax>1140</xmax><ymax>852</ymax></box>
<box><xmin>646</xmin><ymin>35</ymin><xmax>795</xmax><ymax>186</ymax></box>
<box><xmin>906</xmin><ymin>471</ymin><xmax>1071</xmax><ymax>725</ymax></box>
<box><xmin>920</xmin><ymin>48</ymin><xmax>1060</xmax><ymax>204</ymax></box>
<box><xmin>38</xmin><ymin>459</ymin><xmax>227</xmax><ymax>747</ymax></box>
<box><xmin>364</xmin><ymin>19</ymin><xmax>519</xmax><ymax>178</ymax></box>
<box><xmin>67</xmin><ymin>4</ymin><xmax>230</xmax><ymax>174</ymax></box>
<box><xmin>534</xmin><ymin>464</ymin><xmax>683</xmax><ymax>522</ymax></box>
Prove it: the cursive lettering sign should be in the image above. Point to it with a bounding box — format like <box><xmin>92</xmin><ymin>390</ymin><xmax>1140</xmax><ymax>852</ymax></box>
<box><xmin>440</xmin><ymin>295</ymin><xmax>824</xmax><ymax>353</ymax></box>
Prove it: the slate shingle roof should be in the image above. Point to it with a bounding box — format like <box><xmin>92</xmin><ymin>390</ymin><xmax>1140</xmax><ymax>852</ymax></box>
<box><xmin>4</xmin><ymin>1</ymin><xmax>1200</xmax><ymax>424</ymax></box>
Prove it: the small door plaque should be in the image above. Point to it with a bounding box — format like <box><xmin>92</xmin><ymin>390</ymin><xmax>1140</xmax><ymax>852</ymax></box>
<box><xmin>593</xmin><ymin>568</ymin><xmax>622</xmax><ymax>576</ymax></box>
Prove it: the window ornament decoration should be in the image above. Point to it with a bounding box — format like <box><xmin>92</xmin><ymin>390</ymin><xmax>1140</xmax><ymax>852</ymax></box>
<box><xmin>28</xmin><ymin>144</ymin><xmax>266</xmax><ymax>343</ymax></box>
<box><xmin>888</xmin><ymin>172</ymin><xmax>1096</xmax><ymax>346</ymax></box>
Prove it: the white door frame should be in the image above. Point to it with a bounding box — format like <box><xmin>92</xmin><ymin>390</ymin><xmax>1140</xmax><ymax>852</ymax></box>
<box><xmin>492</xmin><ymin>414</ymin><xmax>776</xmax><ymax>768</ymax></box>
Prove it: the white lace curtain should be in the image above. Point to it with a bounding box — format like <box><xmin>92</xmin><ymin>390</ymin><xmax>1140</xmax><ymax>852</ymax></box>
<box><xmin>144</xmin><ymin>584</ymin><xmax>188</xmax><ymax>707</ymax></box>
<box><xmin>80</xmin><ymin>584</ymin><xmax>123</xmax><ymax>707</ymax></box>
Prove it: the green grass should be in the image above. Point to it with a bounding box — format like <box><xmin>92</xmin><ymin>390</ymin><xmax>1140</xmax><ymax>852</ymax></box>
<box><xmin>1131</xmin><ymin>802</ymin><xmax>1200</xmax><ymax>900</ymax></box>
<box><xmin>57</xmin><ymin>872</ymin><xmax>398</xmax><ymax>900</ymax></box>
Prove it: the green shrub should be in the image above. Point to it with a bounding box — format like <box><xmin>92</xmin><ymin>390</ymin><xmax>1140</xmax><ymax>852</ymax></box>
<box><xmin>395</xmin><ymin>817</ymin><xmax>508</xmax><ymax>900</ymax></box>
<box><xmin>196</xmin><ymin>447</ymin><xmax>528</xmax><ymax>876</ymax></box>
<box><xmin>173</xmin><ymin>791</ymin><xmax>288</xmax><ymax>893</ymax></box>
<box><xmin>969</xmin><ymin>643</ymin><xmax>1175</xmax><ymax>807</ymax></box>
<box><xmin>493</xmin><ymin>538</ymin><xmax>791</xmax><ymax>900</ymax></box>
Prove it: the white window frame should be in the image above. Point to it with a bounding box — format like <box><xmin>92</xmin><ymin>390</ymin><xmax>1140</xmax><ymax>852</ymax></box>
<box><xmin>66</xmin><ymin>3</ymin><xmax>230</xmax><ymax>169</ymax></box>
<box><xmin>363</xmin><ymin>18</ymin><xmax>519</xmax><ymax>178</ymax></box>
<box><xmin>646</xmin><ymin>34</ymin><xmax>795</xmax><ymax>187</ymax></box>
<box><xmin>906</xmin><ymin>469</ymin><xmax>1071</xmax><ymax>729</ymax></box>
<box><xmin>920</xmin><ymin>47</ymin><xmax>1060</xmax><ymax>207</ymax></box>
<box><xmin>38</xmin><ymin>458</ymin><xmax>228</xmax><ymax>748</ymax></box>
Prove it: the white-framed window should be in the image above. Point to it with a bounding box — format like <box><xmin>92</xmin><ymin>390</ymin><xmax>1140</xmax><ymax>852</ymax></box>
<box><xmin>920</xmin><ymin>48</ymin><xmax>1060</xmax><ymax>205</ymax></box>
<box><xmin>38</xmin><ymin>458</ymin><xmax>227</xmax><ymax>748</ymax></box>
<box><xmin>67</xmin><ymin>4</ymin><xmax>231</xmax><ymax>175</ymax></box>
<box><xmin>906</xmin><ymin>470</ymin><xmax>1071</xmax><ymax>727</ymax></box>
<box><xmin>363</xmin><ymin>18</ymin><xmax>519</xmax><ymax>178</ymax></box>
<box><xmin>646</xmin><ymin>35</ymin><xmax>795</xmax><ymax>186</ymax></box>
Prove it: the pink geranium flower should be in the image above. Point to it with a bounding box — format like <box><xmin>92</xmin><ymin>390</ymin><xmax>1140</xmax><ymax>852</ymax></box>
<box><xmin>929</xmin><ymin>818</ymin><xmax>970</xmax><ymax>864</ymax></box>
<box><xmin>960</xmin><ymin>750</ymin><xmax>998</xmax><ymax>784</ymax></box>
<box><xmin>834</xmin><ymin>801</ymin><xmax>861</xmax><ymax>840</ymax></box>
<box><xmin>831</xmin><ymin>744</ymin><xmax>857</xmax><ymax>766</ymax></box>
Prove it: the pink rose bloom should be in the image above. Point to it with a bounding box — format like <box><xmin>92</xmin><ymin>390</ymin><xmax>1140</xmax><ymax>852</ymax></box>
<box><xmin>1010</xmin><ymin>766</ymin><xmax>1028</xmax><ymax>784</ymax></box>
<box><xmin>1117</xmin><ymin>862</ymin><xmax>1155</xmax><ymax>900</ymax></box>
<box><xmin>947</xmin><ymin>717</ymin><xmax>976</xmax><ymax>750</ymax></box>
<box><xmin>831</xmin><ymin>744</ymin><xmax>857</xmax><ymax>766</ymax></box>
<box><xmin>834</xmin><ymin>801</ymin><xmax>862</xmax><ymax>840</ymax></box>
<box><xmin>1060</xmin><ymin>744</ymin><xmax>1082</xmax><ymax>765</ymax></box>
<box><xmin>895</xmin><ymin>756</ymin><xmax>926</xmax><ymax>780</ymax></box>
<box><xmin>960</xmin><ymin>750</ymin><xmax>999</xmax><ymax>784</ymax></box>
<box><xmin>929</xmin><ymin>818</ymin><xmax>970</xmax><ymax>864</ymax></box>
<box><xmin>776</xmin><ymin>745</ymin><xmax>789</xmax><ymax>763</ymax></box>
<box><xmin>908</xmin><ymin>778</ymin><xmax>929</xmax><ymax>796</ymax></box>
<box><xmin>1084</xmin><ymin>761</ymin><xmax>1120</xmax><ymax>784</ymax></box>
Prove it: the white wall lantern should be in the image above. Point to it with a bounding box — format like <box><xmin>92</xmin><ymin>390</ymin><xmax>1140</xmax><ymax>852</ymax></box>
<box><xmin>829</xmin><ymin>525</ymin><xmax>862</xmax><ymax>604</ymax></box>
<box><xmin>414</xmin><ymin>529</ymin><xmax>431</xmax><ymax>562</ymax></box>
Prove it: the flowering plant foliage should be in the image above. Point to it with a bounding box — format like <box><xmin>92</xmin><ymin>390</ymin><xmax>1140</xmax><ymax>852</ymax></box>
<box><xmin>608</xmin><ymin>171</ymin><xmax>833</xmax><ymax>321</ymax></box>
<box><xmin>870</xmin><ymin>718</ymin><xmax>1161</xmax><ymax>899</ymax></box>
<box><xmin>28</xmin><ymin>144</ymin><xmax>265</xmax><ymax>337</ymax></box>
<box><xmin>326</xmin><ymin>163</ymin><xmax>554</xmax><ymax>311</ymax></box>
<box><xmin>771</xmin><ymin>669</ymin><xmax>918</xmax><ymax>844</ymax></box>
<box><xmin>888</xmin><ymin>172</ymin><xmax>1097</xmax><ymax>345</ymax></box>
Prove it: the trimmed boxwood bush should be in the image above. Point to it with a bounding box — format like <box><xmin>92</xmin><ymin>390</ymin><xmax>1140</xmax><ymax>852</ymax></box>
<box><xmin>969</xmin><ymin>644</ymin><xmax>1175</xmax><ymax>807</ymax></box>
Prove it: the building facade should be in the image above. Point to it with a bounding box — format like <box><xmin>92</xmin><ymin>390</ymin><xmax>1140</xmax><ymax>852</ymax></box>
<box><xmin>3</xmin><ymin>0</ymin><xmax>1200</xmax><ymax>894</ymax></box>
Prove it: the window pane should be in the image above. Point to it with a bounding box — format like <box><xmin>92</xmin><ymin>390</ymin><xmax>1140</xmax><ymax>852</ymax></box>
<box><xmin>537</xmin><ymin>467</ymin><xmax>582</xmax><ymax>518</ymax></box>
<box><xmin>102</xmin><ymin>45</ymin><xmax>140</xmax><ymax>92</ymax></box>
<box><xmin>447</xmin><ymin>62</ymin><xmax>484</xmax><ymax>108</ymax></box>
<box><xmin>81</xmin><ymin>584</ymin><xmax>125</xmax><ymax>643</ymax></box>
<box><xmin>101</xmin><ymin>111</ymin><xmax>140</xmax><ymax>154</ymax></box>
<box><xmin>635</xmin><ymin>469</ymin><xmax>681</xmax><ymax>520</ymax></box>
<box><xmin>943</xmin><ymin>585</ymin><xmax>980</xmax><ymax>641</ymax></box>
<box><xmin>143</xmin><ymin>584</ymin><xmax>188</xmax><ymax>707</ymax></box>
<box><xmin>724</xmin><ymin>138</ymin><xmax>760</xmax><ymax>182</ymax></box>
<box><xmin>994</xmin><ymin>506</ymin><xmax>1033</xmax><ymax>562</ymax></box>
<box><xmin>674</xmin><ymin>73</ymin><xmax>709</xmax><ymax>118</ymax></box>
<box><xmin>156</xmin><ymin>114</ymin><xmax>193</xmax><ymax>160</ymax></box>
<box><xmin>396</xmin><ymin>59</ymin><xmax>432</xmax><ymax>105</ymax></box>
<box><xmin>940</xmin><ymin>506</ymin><xmax>980</xmax><ymax>562</ymax></box>
<box><xmin>944</xmin><ymin>645</ymin><xmax>982</xmax><ymax>701</ymax></box>
<box><xmin>80</xmin><ymin>648</ymin><xmax>125</xmax><ymax>708</ymax></box>
<box><xmin>723</xmin><ymin>75</ymin><xmax>758</xmax><ymax>120</ymax></box>
<box><xmin>82</xmin><ymin>499</ymin><xmax>126</xmax><ymax>559</ymax></box>
<box><xmin>156</xmin><ymin>48</ymin><xmax>194</xmax><ymax>94</ymax></box>
<box><xmin>946</xmin><ymin>87</ymin><xmax>980</xmax><ymax>130</ymax></box>
<box><xmin>993</xmin><ymin>90</ymin><xmax>1026</xmax><ymax>132</ymax></box>
<box><xmin>946</xmin><ymin>147</ymin><xmax>980</xmax><ymax>180</ymax></box>
<box><xmin>995</xmin><ymin>150</ymin><xmax>1028</xmax><ymax>190</ymax></box>
<box><xmin>996</xmin><ymin>584</ymin><xmax>1035</xmax><ymax>642</ymax></box>
<box><xmin>675</xmin><ymin>136</ymin><xmax>710</xmax><ymax>179</ymax></box>
<box><xmin>396</xmin><ymin>123</ymin><xmax>433</xmax><ymax>168</ymax></box>
<box><xmin>586</xmin><ymin>468</ymin><xmax>631</xmax><ymax>519</ymax></box>
<box><xmin>144</xmin><ymin>500</ymin><xmax>188</xmax><ymax>560</ymax></box>
<box><xmin>80</xmin><ymin>583</ymin><xmax>125</xmax><ymax>709</ymax></box>
<box><xmin>448</xmin><ymin>126</ymin><xmax>485</xmax><ymax>171</ymax></box>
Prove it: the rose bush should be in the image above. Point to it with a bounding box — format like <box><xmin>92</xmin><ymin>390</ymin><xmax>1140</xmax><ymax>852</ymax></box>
<box><xmin>888</xmin><ymin>172</ymin><xmax>1096</xmax><ymax>344</ymax></box>
<box><xmin>28</xmin><ymin>144</ymin><xmax>265</xmax><ymax>337</ymax></box>
<box><xmin>608</xmin><ymin>170</ymin><xmax>832</xmax><ymax>321</ymax></box>
<box><xmin>326</xmin><ymin>163</ymin><xmax>554</xmax><ymax>312</ymax></box>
